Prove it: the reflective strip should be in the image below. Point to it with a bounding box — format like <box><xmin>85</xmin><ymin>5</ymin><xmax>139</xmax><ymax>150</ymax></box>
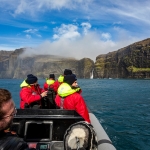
<box><xmin>98</xmin><ymin>139</ymin><xmax>112</xmax><ymax>145</ymax></box>
<box><xmin>60</xmin><ymin>98</ymin><xmax>64</xmax><ymax>109</ymax></box>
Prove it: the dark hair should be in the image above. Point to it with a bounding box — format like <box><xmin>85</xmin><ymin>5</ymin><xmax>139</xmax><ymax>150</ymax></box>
<box><xmin>64</xmin><ymin>69</ymin><xmax>72</xmax><ymax>75</ymax></box>
<box><xmin>26</xmin><ymin>74</ymin><xmax>38</xmax><ymax>84</ymax></box>
<box><xmin>49</xmin><ymin>74</ymin><xmax>55</xmax><ymax>79</ymax></box>
<box><xmin>64</xmin><ymin>74</ymin><xmax>77</xmax><ymax>85</ymax></box>
<box><xmin>0</xmin><ymin>88</ymin><xmax>12</xmax><ymax>118</ymax></box>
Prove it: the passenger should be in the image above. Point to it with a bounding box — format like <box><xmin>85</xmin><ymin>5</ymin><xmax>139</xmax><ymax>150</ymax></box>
<box><xmin>0</xmin><ymin>88</ymin><xmax>29</xmax><ymax>149</ymax></box>
<box><xmin>55</xmin><ymin>74</ymin><xmax>90</xmax><ymax>123</ymax></box>
<box><xmin>57</xmin><ymin>69</ymin><xmax>73</xmax><ymax>85</ymax></box>
<box><xmin>20</xmin><ymin>74</ymin><xmax>47</xmax><ymax>109</ymax></box>
<box><xmin>43</xmin><ymin>74</ymin><xmax>59</xmax><ymax>93</ymax></box>
<box><xmin>53</xmin><ymin>69</ymin><xmax>73</xmax><ymax>93</ymax></box>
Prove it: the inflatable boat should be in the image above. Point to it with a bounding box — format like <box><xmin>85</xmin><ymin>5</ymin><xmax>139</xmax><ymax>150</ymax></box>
<box><xmin>11</xmin><ymin>109</ymin><xmax>116</xmax><ymax>150</ymax></box>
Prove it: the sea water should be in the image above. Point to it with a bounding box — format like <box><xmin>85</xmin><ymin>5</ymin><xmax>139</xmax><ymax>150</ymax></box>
<box><xmin>0</xmin><ymin>79</ymin><xmax>150</xmax><ymax>150</ymax></box>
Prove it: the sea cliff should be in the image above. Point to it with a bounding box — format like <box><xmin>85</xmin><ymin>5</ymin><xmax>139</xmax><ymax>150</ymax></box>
<box><xmin>0</xmin><ymin>49</ymin><xmax>94</xmax><ymax>79</ymax></box>
<box><xmin>1</xmin><ymin>38</ymin><xmax>150</xmax><ymax>79</ymax></box>
<box><xmin>94</xmin><ymin>38</ymin><xmax>150</xmax><ymax>79</ymax></box>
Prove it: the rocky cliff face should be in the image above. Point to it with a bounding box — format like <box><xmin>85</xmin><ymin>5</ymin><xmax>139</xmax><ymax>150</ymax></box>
<box><xmin>94</xmin><ymin>38</ymin><xmax>150</xmax><ymax>78</ymax></box>
<box><xmin>0</xmin><ymin>49</ymin><xmax>94</xmax><ymax>79</ymax></box>
<box><xmin>78</xmin><ymin>58</ymin><xmax>94</xmax><ymax>78</ymax></box>
<box><xmin>1</xmin><ymin>38</ymin><xmax>150</xmax><ymax>79</ymax></box>
<box><xmin>0</xmin><ymin>49</ymin><xmax>23</xmax><ymax>78</ymax></box>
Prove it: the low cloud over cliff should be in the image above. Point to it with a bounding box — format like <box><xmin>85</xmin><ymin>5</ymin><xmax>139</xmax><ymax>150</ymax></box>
<box><xmin>21</xmin><ymin>23</ymin><xmax>140</xmax><ymax>61</ymax></box>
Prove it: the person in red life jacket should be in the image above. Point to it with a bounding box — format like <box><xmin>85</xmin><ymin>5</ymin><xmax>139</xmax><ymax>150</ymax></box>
<box><xmin>58</xmin><ymin>69</ymin><xmax>73</xmax><ymax>84</ymax></box>
<box><xmin>57</xmin><ymin>69</ymin><xmax>73</xmax><ymax>87</ymax></box>
<box><xmin>55</xmin><ymin>74</ymin><xmax>90</xmax><ymax>123</ymax></box>
<box><xmin>53</xmin><ymin>69</ymin><xmax>73</xmax><ymax>93</ymax></box>
<box><xmin>20</xmin><ymin>74</ymin><xmax>47</xmax><ymax>109</ymax></box>
<box><xmin>43</xmin><ymin>74</ymin><xmax>59</xmax><ymax>93</ymax></box>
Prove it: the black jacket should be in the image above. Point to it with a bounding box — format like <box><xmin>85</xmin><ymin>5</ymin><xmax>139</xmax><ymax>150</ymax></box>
<box><xmin>0</xmin><ymin>131</ymin><xmax>29</xmax><ymax>150</ymax></box>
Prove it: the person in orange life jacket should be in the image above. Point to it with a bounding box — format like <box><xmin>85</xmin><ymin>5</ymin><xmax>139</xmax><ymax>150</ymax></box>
<box><xmin>0</xmin><ymin>88</ymin><xmax>29</xmax><ymax>150</ymax></box>
<box><xmin>20</xmin><ymin>74</ymin><xmax>47</xmax><ymax>109</ymax></box>
<box><xmin>55</xmin><ymin>74</ymin><xmax>90</xmax><ymax>123</ymax></box>
<box><xmin>43</xmin><ymin>74</ymin><xmax>59</xmax><ymax>93</ymax></box>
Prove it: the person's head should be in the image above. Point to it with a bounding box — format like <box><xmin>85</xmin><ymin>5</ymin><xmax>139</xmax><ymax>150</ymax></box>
<box><xmin>64</xmin><ymin>69</ymin><xmax>72</xmax><ymax>76</ymax></box>
<box><xmin>0</xmin><ymin>89</ymin><xmax>16</xmax><ymax>131</ymax></box>
<box><xmin>25</xmin><ymin>74</ymin><xmax>38</xmax><ymax>85</ymax></box>
<box><xmin>49</xmin><ymin>74</ymin><xmax>55</xmax><ymax>80</ymax></box>
<box><xmin>64</xmin><ymin>74</ymin><xmax>78</xmax><ymax>87</ymax></box>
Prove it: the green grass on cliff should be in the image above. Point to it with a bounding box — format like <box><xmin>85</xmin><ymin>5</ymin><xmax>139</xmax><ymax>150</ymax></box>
<box><xmin>127</xmin><ymin>66</ymin><xmax>150</xmax><ymax>72</ymax></box>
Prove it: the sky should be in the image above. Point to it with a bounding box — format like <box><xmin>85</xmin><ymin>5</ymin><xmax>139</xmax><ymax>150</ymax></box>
<box><xmin>0</xmin><ymin>0</ymin><xmax>150</xmax><ymax>61</ymax></box>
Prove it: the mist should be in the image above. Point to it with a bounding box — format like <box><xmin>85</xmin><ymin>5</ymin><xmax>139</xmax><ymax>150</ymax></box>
<box><xmin>21</xmin><ymin>27</ymin><xmax>141</xmax><ymax>62</ymax></box>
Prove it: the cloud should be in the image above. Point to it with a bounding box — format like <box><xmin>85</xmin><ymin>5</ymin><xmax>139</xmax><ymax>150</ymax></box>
<box><xmin>21</xmin><ymin>23</ymin><xmax>141</xmax><ymax>61</ymax></box>
<box><xmin>53</xmin><ymin>24</ymin><xmax>80</xmax><ymax>40</ymax></box>
<box><xmin>81</xmin><ymin>22</ymin><xmax>91</xmax><ymax>35</ymax></box>
<box><xmin>24</xmin><ymin>29</ymin><xmax>38</xmax><ymax>33</ymax></box>
<box><xmin>14</xmin><ymin>0</ymin><xmax>28</xmax><ymax>15</ymax></box>
<box><xmin>1</xmin><ymin>0</ymin><xmax>150</xmax><ymax>31</ymax></box>
<box><xmin>1</xmin><ymin>0</ymin><xmax>150</xmax><ymax>62</ymax></box>
<box><xmin>113</xmin><ymin>21</ymin><xmax>123</xmax><ymax>25</ymax></box>
<box><xmin>26</xmin><ymin>34</ymin><xmax>31</xmax><ymax>39</ymax></box>
<box><xmin>51</xmin><ymin>22</ymin><xmax>56</xmax><ymax>25</ymax></box>
<box><xmin>36</xmin><ymin>34</ymin><xmax>42</xmax><ymax>38</ymax></box>
<box><xmin>102</xmin><ymin>0</ymin><xmax>150</xmax><ymax>25</ymax></box>
<box><xmin>23</xmin><ymin>28</ymin><xmax>41</xmax><ymax>38</ymax></box>
<box><xmin>101</xmin><ymin>33</ymin><xmax>111</xmax><ymax>41</ymax></box>
<box><xmin>5</xmin><ymin>0</ymin><xmax>93</xmax><ymax>17</ymax></box>
<box><xmin>1</xmin><ymin>0</ymin><xmax>150</xmax><ymax>25</ymax></box>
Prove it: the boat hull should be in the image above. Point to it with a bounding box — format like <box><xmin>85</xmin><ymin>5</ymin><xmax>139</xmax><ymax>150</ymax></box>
<box><xmin>90</xmin><ymin>113</ymin><xmax>116</xmax><ymax>150</ymax></box>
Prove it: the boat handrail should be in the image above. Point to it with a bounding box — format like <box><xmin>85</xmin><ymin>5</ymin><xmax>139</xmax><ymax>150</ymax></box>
<box><xmin>15</xmin><ymin>109</ymin><xmax>83</xmax><ymax>119</ymax></box>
